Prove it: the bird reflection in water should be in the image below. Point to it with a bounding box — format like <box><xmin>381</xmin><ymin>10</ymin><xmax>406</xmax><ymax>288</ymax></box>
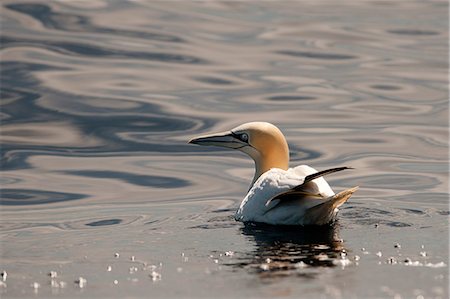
<box><xmin>225</xmin><ymin>223</ymin><xmax>348</xmax><ymax>280</ymax></box>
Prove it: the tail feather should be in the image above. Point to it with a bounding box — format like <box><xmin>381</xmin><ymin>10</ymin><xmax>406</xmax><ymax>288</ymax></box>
<box><xmin>303</xmin><ymin>186</ymin><xmax>359</xmax><ymax>225</ymax></box>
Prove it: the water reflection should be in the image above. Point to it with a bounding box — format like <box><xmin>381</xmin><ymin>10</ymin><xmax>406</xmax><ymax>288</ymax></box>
<box><xmin>228</xmin><ymin>223</ymin><xmax>347</xmax><ymax>279</ymax></box>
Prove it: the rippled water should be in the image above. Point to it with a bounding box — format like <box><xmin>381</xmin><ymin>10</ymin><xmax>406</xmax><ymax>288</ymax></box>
<box><xmin>1</xmin><ymin>1</ymin><xmax>448</xmax><ymax>298</ymax></box>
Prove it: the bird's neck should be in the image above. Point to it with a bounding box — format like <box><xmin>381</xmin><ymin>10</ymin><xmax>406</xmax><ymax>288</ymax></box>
<box><xmin>250</xmin><ymin>150</ymin><xmax>289</xmax><ymax>187</ymax></box>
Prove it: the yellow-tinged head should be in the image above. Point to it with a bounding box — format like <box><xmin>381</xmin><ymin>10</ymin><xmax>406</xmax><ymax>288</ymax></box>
<box><xmin>189</xmin><ymin>122</ymin><xmax>290</xmax><ymax>186</ymax></box>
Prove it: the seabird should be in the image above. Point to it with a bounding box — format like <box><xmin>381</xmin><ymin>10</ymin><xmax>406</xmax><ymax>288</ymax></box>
<box><xmin>189</xmin><ymin>122</ymin><xmax>358</xmax><ymax>226</ymax></box>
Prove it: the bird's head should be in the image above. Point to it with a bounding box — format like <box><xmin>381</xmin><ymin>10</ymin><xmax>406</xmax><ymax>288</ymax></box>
<box><xmin>189</xmin><ymin>122</ymin><xmax>290</xmax><ymax>185</ymax></box>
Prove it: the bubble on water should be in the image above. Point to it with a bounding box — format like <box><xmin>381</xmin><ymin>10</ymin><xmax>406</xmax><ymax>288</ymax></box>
<box><xmin>260</xmin><ymin>263</ymin><xmax>270</xmax><ymax>271</ymax></box>
<box><xmin>1</xmin><ymin>271</ymin><xmax>6</xmax><ymax>282</ymax></box>
<box><xmin>113</xmin><ymin>280</ymin><xmax>118</xmax><ymax>285</ymax></box>
<box><xmin>225</xmin><ymin>251</ymin><xmax>234</xmax><ymax>257</ymax></box>
<box><xmin>150</xmin><ymin>271</ymin><xmax>161</xmax><ymax>281</ymax></box>
<box><xmin>376</xmin><ymin>251</ymin><xmax>382</xmax><ymax>257</ymax></box>
<box><xmin>374</xmin><ymin>223</ymin><xmax>379</xmax><ymax>228</ymax></box>
<box><xmin>333</xmin><ymin>258</ymin><xmax>352</xmax><ymax>267</ymax></box>
<box><xmin>213</xmin><ymin>259</ymin><xmax>219</xmax><ymax>264</ymax></box>
<box><xmin>295</xmin><ymin>261</ymin><xmax>307</xmax><ymax>268</ymax></box>
<box><xmin>114</xmin><ymin>253</ymin><xmax>120</xmax><ymax>258</ymax></box>
<box><xmin>394</xmin><ymin>243</ymin><xmax>401</xmax><ymax>249</ymax></box>
<box><xmin>354</xmin><ymin>255</ymin><xmax>361</xmax><ymax>261</ymax></box>
<box><xmin>130</xmin><ymin>256</ymin><xmax>135</xmax><ymax>261</ymax></box>
<box><xmin>425</xmin><ymin>262</ymin><xmax>446</xmax><ymax>268</ymax></box>
<box><xmin>31</xmin><ymin>282</ymin><xmax>40</xmax><ymax>289</ymax></box>
<box><xmin>75</xmin><ymin>277</ymin><xmax>87</xmax><ymax>288</ymax></box>
<box><xmin>387</xmin><ymin>257</ymin><xmax>397</xmax><ymax>264</ymax></box>
<box><xmin>419</xmin><ymin>251</ymin><xmax>427</xmax><ymax>257</ymax></box>
<box><xmin>107</xmin><ymin>266</ymin><xmax>112</xmax><ymax>272</ymax></box>
<box><xmin>129</xmin><ymin>266</ymin><xmax>138</xmax><ymax>274</ymax></box>
<box><xmin>48</xmin><ymin>271</ymin><xmax>57</xmax><ymax>278</ymax></box>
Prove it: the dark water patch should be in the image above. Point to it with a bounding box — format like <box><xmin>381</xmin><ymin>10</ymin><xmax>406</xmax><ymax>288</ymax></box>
<box><xmin>370</xmin><ymin>84</ymin><xmax>402</xmax><ymax>91</ymax></box>
<box><xmin>85</xmin><ymin>219</ymin><xmax>123</xmax><ymax>227</ymax></box>
<box><xmin>5</xmin><ymin>3</ymin><xmax>185</xmax><ymax>43</ymax></box>
<box><xmin>0</xmin><ymin>189</ymin><xmax>87</xmax><ymax>205</ymax></box>
<box><xmin>276</xmin><ymin>50</ymin><xmax>357</xmax><ymax>60</ymax></box>
<box><xmin>385</xmin><ymin>221</ymin><xmax>412</xmax><ymax>227</ymax></box>
<box><xmin>65</xmin><ymin>170</ymin><xmax>190</xmax><ymax>188</ymax></box>
<box><xmin>401</xmin><ymin>208</ymin><xmax>425</xmax><ymax>215</ymax></box>
<box><xmin>193</xmin><ymin>76</ymin><xmax>235</xmax><ymax>85</ymax></box>
<box><xmin>387</xmin><ymin>29</ymin><xmax>439</xmax><ymax>36</ymax></box>
<box><xmin>211</xmin><ymin>208</ymin><xmax>236</xmax><ymax>213</ymax></box>
<box><xmin>1</xmin><ymin>36</ymin><xmax>207</xmax><ymax>64</ymax></box>
<box><xmin>343</xmin><ymin>138</ymin><xmax>384</xmax><ymax>144</ymax></box>
<box><xmin>436</xmin><ymin>210</ymin><xmax>450</xmax><ymax>216</ymax></box>
<box><xmin>267</xmin><ymin>95</ymin><xmax>316</xmax><ymax>101</ymax></box>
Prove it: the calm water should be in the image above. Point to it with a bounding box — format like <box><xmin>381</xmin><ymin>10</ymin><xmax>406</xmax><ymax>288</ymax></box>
<box><xmin>1</xmin><ymin>1</ymin><xmax>448</xmax><ymax>298</ymax></box>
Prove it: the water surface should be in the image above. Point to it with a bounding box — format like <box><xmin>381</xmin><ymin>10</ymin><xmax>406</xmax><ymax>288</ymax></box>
<box><xmin>1</xmin><ymin>1</ymin><xmax>448</xmax><ymax>298</ymax></box>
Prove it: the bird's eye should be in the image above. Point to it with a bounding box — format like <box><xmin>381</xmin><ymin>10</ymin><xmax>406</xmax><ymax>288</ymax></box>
<box><xmin>240</xmin><ymin>133</ymin><xmax>249</xmax><ymax>142</ymax></box>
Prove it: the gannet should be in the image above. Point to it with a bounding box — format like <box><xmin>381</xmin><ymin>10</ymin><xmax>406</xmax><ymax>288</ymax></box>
<box><xmin>189</xmin><ymin>122</ymin><xmax>358</xmax><ymax>226</ymax></box>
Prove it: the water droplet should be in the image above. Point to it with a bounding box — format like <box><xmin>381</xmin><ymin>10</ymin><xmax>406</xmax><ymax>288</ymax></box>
<box><xmin>1</xmin><ymin>271</ymin><xmax>7</xmax><ymax>282</ymax></box>
<box><xmin>260</xmin><ymin>264</ymin><xmax>270</xmax><ymax>271</ymax></box>
<box><xmin>387</xmin><ymin>257</ymin><xmax>397</xmax><ymax>264</ymax></box>
<box><xmin>50</xmin><ymin>280</ymin><xmax>59</xmax><ymax>288</ymax></box>
<box><xmin>107</xmin><ymin>266</ymin><xmax>112</xmax><ymax>272</ymax></box>
<box><xmin>75</xmin><ymin>277</ymin><xmax>87</xmax><ymax>288</ymax></box>
<box><xmin>150</xmin><ymin>271</ymin><xmax>161</xmax><ymax>282</ymax></box>
<box><xmin>113</xmin><ymin>280</ymin><xmax>118</xmax><ymax>285</ymax></box>
<box><xmin>225</xmin><ymin>251</ymin><xmax>234</xmax><ymax>256</ymax></box>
